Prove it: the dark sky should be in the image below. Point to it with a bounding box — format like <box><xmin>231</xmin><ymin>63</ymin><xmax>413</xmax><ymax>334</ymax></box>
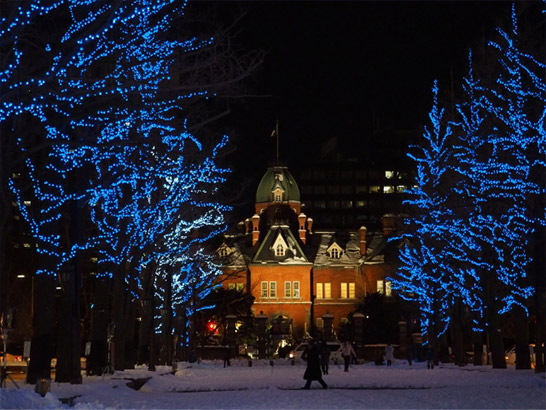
<box><xmin>222</xmin><ymin>1</ymin><xmax>514</xmax><ymax>166</ymax></box>
<box><xmin>199</xmin><ymin>1</ymin><xmax>519</xmax><ymax>212</ymax></box>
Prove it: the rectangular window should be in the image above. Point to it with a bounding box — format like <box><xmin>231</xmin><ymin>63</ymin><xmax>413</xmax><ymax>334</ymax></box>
<box><xmin>316</xmin><ymin>318</ymin><xmax>324</xmax><ymax>329</ymax></box>
<box><xmin>293</xmin><ymin>281</ymin><xmax>300</xmax><ymax>298</ymax></box>
<box><xmin>324</xmin><ymin>283</ymin><xmax>331</xmax><ymax>299</ymax></box>
<box><xmin>341</xmin><ymin>282</ymin><xmax>347</xmax><ymax>299</ymax></box>
<box><xmin>385</xmin><ymin>281</ymin><xmax>392</xmax><ymax>297</ymax></box>
<box><xmin>383</xmin><ymin>186</ymin><xmax>395</xmax><ymax>194</ymax></box>
<box><xmin>349</xmin><ymin>282</ymin><xmax>356</xmax><ymax>299</ymax></box>
<box><xmin>228</xmin><ymin>283</ymin><xmax>235</xmax><ymax>290</ymax></box>
<box><xmin>284</xmin><ymin>281</ymin><xmax>291</xmax><ymax>298</ymax></box>
<box><xmin>269</xmin><ymin>281</ymin><xmax>277</xmax><ymax>298</ymax></box>
<box><xmin>261</xmin><ymin>281</ymin><xmax>268</xmax><ymax>298</ymax></box>
<box><xmin>316</xmin><ymin>283</ymin><xmax>323</xmax><ymax>299</ymax></box>
<box><xmin>237</xmin><ymin>283</ymin><xmax>244</xmax><ymax>292</ymax></box>
<box><xmin>377</xmin><ymin>280</ymin><xmax>384</xmax><ymax>294</ymax></box>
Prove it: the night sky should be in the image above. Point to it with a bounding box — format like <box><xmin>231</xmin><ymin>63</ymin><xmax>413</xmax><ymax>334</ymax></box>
<box><xmin>196</xmin><ymin>1</ymin><xmax>518</xmax><ymax>212</ymax></box>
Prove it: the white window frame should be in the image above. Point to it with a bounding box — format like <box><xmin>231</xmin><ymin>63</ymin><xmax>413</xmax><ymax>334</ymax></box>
<box><xmin>269</xmin><ymin>281</ymin><xmax>277</xmax><ymax>298</ymax></box>
<box><xmin>293</xmin><ymin>281</ymin><xmax>300</xmax><ymax>298</ymax></box>
<box><xmin>377</xmin><ymin>280</ymin><xmax>384</xmax><ymax>295</ymax></box>
<box><xmin>261</xmin><ymin>281</ymin><xmax>268</xmax><ymax>298</ymax></box>
<box><xmin>385</xmin><ymin>281</ymin><xmax>392</xmax><ymax>297</ymax></box>
<box><xmin>284</xmin><ymin>281</ymin><xmax>291</xmax><ymax>298</ymax></box>
<box><xmin>276</xmin><ymin>243</ymin><xmax>285</xmax><ymax>256</ymax></box>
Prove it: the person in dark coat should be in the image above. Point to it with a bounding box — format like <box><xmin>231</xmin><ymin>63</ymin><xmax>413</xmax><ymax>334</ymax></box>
<box><xmin>426</xmin><ymin>344</ymin><xmax>435</xmax><ymax>369</ymax></box>
<box><xmin>319</xmin><ymin>341</ymin><xmax>330</xmax><ymax>375</ymax></box>
<box><xmin>302</xmin><ymin>340</ymin><xmax>328</xmax><ymax>389</ymax></box>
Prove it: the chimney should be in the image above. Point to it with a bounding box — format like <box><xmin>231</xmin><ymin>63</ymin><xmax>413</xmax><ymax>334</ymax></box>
<box><xmin>307</xmin><ymin>217</ymin><xmax>313</xmax><ymax>234</ymax></box>
<box><xmin>244</xmin><ymin>218</ymin><xmax>250</xmax><ymax>235</ymax></box>
<box><xmin>359</xmin><ymin>226</ymin><xmax>367</xmax><ymax>257</ymax></box>
<box><xmin>298</xmin><ymin>213</ymin><xmax>307</xmax><ymax>244</ymax></box>
<box><xmin>251</xmin><ymin>214</ymin><xmax>260</xmax><ymax>246</ymax></box>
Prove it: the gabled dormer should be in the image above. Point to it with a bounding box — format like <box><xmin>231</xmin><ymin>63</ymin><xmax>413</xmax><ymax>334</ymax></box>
<box><xmin>326</xmin><ymin>242</ymin><xmax>344</xmax><ymax>259</ymax></box>
<box><xmin>272</xmin><ymin>231</ymin><xmax>288</xmax><ymax>257</ymax></box>
<box><xmin>272</xmin><ymin>186</ymin><xmax>284</xmax><ymax>202</ymax></box>
<box><xmin>216</xmin><ymin>243</ymin><xmax>232</xmax><ymax>258</ymax></box>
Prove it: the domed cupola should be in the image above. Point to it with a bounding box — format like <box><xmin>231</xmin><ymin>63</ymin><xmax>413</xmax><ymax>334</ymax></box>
<box><xmin>255</xmin><ymin>164</ymin><xmax>301</xmax><ymax>215</ymax></box>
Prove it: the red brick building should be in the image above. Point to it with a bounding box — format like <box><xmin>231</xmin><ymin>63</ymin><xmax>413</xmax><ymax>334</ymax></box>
<box><xmin>218</xmin><ymin>163</ymin><xmax>398</xmax><ymax>342</ymax></box>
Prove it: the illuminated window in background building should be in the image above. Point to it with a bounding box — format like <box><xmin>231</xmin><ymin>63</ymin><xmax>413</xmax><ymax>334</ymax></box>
<box><xmin>23</xmin><ymin>200</ymin><xmax>32</xmax><ymax>206</ymax></box>
<box><xmin>356</xmin><ymin>200</ymin><xmax>367</xmax><ymax>208</ymax></box>
<box><xmin>369</xmin><ymin>186</ymin><xmax>381</xmax><ymax>193</ymax></box>
<box><xmin>293</xmin><ymin>281</ymin><xmax>300</xmax><ymax>297</ymax></box>
<box><xmin>377</xmin><ymin>280</ymin><xmax>392</xmax><ymax>296</ymax></box>
<box><xmin>397</xmin><ymin>185</ymin><xmax>407</xmax><ymax>193</ymax></box>
<box><xmin>342</xmin><ymin>200</ymin><xmax>353</xmax><ymax>208</ymax></box>
<box><xmin>341</xmin><ymin>282</ymin><xmax>347</xmax><ymax>298</ymax></box>
<box><xmin>385</xmin><ymin>170</ymin><xmax>395</xmax><ymax>179</ymax></box>
<box><xmin>316</xmin><ymin>283</ymin><xmax>324</xmax><ymax>299</ymax></box>
<box><xmin>383</xmin><ymin>186</ymin><xmax>395</xmax><ymax>194</ymax></box>
<box><xmin>269</xmin><ymin>281</ymin><xmax>277</xmax><ymax>298</ymax></box>
<box><xmin>324</xmin><ymin>283</ymin><xmax>331</xmax><ymax>298</ymax></box>
<box><xmin>285</xmin><ymin>281</ymin><xmax>291</xmax><ymax>298</ymax></box>
<box><xmin>261</xmin><ymin>282</ymin><xmax>268</xmax><ymax>298</ymax></box>
<box><xmin>349</xmin><ymin>283</ymin><xmax>355</xmax><ymax>298</ymax></box>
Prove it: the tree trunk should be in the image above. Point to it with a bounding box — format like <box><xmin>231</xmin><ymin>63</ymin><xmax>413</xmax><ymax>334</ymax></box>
<box><xmin>112</xmin><ymin>268</ymin><xmax>127</xmax><ymax>371</ymax></box>
<box><xmin>473</xmin><ymin>329</ymin><xmax>484</xmax><ymax>366</ymax></box>
<box><xmin>487</xmin><ymin>301</ymin><xmax>506</xmax><ymax>369</ymax></box>
<box><xmin>87</xmin><ymin>277</ymin><xmax>111</xmax><ymax>375</ymax></box>
<box><xmin>26</xmin><ymin>274</ymin><xmax>55</xmax><ymax>384</ymax></box>
<box><xmin>450</xmin><ymin>299</ymin><xmax>466</xmax><ymax>366</ymax></box>
<box><xmin>55</xmin><ymin>263</ymin><xmax>82</xmax><ymax>383</ymax></box>
<box><xmin>514</xmin><ymin>306</ymin><xmax>531</xmax><ymax>369</ymax></box>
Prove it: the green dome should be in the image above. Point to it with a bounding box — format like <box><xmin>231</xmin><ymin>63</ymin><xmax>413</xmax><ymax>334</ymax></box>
<box><xmin>256</xmin><ymin>165</ymin><xmax>300</xmax><ymax>204</ymax></box>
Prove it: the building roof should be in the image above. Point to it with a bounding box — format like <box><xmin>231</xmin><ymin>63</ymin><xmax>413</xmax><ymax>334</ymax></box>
<box><xmin>256</xmin><ymin>165</ymin><xmax>300</xmax><ymax>204</ymax></box>
<box><xmin>251</xmin><ymin>225</ymin><xmax>310</xmax><ymax>265</ymax></box>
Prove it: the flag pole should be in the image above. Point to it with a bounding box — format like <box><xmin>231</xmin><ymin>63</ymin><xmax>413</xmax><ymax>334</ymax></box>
<box><xmin>276</xmin><ymin>120</ymin><xmax>279</xmax><ymax>163</ymax></box>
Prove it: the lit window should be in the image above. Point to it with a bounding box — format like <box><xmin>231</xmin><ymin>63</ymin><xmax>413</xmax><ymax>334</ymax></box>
<box><xmin>276</xmin><ymin>243</ymin><xmax>285</xmax><ymax>256</ymax></box>
<box><xmin>383</xmin><ymin>186</ymin><xmax>395</xmax><ymax>194</ymax></box>
<box><xmin>285</xmin><ymin>281</ymin><xmax>291</xmax><ymax>298</ymax></box>
<box><xmin>378</xmin><ymin>280</ymin><xmax>392</xmax><ymax>296</ymax></box>
<box><xmin>356</xmin><ymin>200</ymin><xmax>367</xmax><ymax>208</ymax></box>
<box><xmin>324</xmin><ymin>283</ymin><xmax>331</xmax><ymax>299</ymax></box>
<box><xmin>219</xmin><ymin>248</ymin><xmax>228</xmax><ymax>257</ymax></box>
<box><xmin>316</xmin><ymin>283</ymin><xmax>323</xmax><ymax>299</ymax></box>
<box><xmin>369</xmin><ymin>186</ymin><xmax>381</xmax><ymax>193</ymax></box>
<box><xmin>229</xmin><ymin>283</ymin><xmax>235</xmax><ymax>290</ymax></box>
<box><xmin>23</xmin><ymin>200</ymin><xmax>31</xmax><ymax>206</ymax></box>
<box><xmin>330</xmin><ymin>248</ymin><xmax>338</xmax><ymax>258</ymax></box>
<box><xmin>23</xmin><ymin>243</ymin><xmax>31</xmax><ymax>248</ymax></box>
<box><xmin>385</xmin><ymin>170</ymin><xmax>395</xmax><ymax>179</ymax></box>
<box><xmin>341</xmin><ymin>282</ymin><xmax>347</xmax><ymax>299</ymax></box>
<box><xmin>349</xmin><ymin>283</ymin><xmax>355</xmax><ymax>299</ymax></box>
<box><xmin>261</xmin><ymin>282</ymin><xmax>268</xmax><ymax>298</ymax></box>
<box><xmin>275</xmin><ymin>193</ymin><xmax>282</xmax><ymax>201</ymax></box>
<box><xmin>342</xmin><ymin>200</ymin><xmax>353</xmax><ymax>209</ymax></box>
<box><xmin>269</xmin><ymin>281</ymin><xmax>277</xmax><ymax>298</ymax></box>
<box><xmin>385</xmin><ymin>281</ymin><xmax>392</xmax><ymax>297</ymax></box>
<box><xmin>397</xmin><ymin>185</ymin><xmax>407</xmax><ymax>193</ymax></box>
<box><xmin>90</xmin><ymin>257</ymin><xmax>98</xmax><ymax>263</ymax></box>
<box><xmin>237</xmin><ymin>283</ymin><xmax>244</xmax><ymax>292</ymax></box>
<box><xmin>293</xmin><ymin>281</ymin><xmax>300</xmax><ymax>298</ymax></box>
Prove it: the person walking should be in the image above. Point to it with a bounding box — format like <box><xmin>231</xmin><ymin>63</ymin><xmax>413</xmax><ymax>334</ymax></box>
<box><xmin>384</xmin><ymin>344</ymin><xmax>394</xmax><ymax>366</ymax></box>
<box><xmin>302</xmin><ymin>340</ymin><xmax>328</xmax><ymax>389</ymax></box>
<box><xmin>426</xmin><ymin>344</ymin><xmax>435</xmax><ymax>369</ymax></box>
<box><xmin>339</xmin><ymin>341</ymin><xmax>356</xmax><ymax>372</ymax></box>
<box><xmin>319</xmin><ymin>341</ymin><xmax>330</xmax><ymax>375</ymax></box>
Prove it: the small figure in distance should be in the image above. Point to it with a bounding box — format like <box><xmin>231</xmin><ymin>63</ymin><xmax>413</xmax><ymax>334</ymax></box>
<box><xmin>384</xmin><ymin>343</ymin><xmax>394</xmax><ymax>367</ymax></box>
<box><xmin>339</xmin><ymin>340</ymin><xmax>356</xmax><ymax>372</ymax></box>
<box><xmin>319</xmin><ymin>340</ymin><xmax>330</xmax><ymax>375</ymax></box>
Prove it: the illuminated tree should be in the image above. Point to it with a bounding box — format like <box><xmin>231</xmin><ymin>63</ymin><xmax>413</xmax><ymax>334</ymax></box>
<box><xmin>2</xmin><ymin>0</ymin><xmax>259</xmax><ymax>380</ymax></box>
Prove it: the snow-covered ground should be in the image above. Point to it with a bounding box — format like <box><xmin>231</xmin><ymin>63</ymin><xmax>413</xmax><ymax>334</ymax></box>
<box><xmin>1</xmin><ymin>359</ymin><xmax>545</xmax><ymax>409</ymax></box>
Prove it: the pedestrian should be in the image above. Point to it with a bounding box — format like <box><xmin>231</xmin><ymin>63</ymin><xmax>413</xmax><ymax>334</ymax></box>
<box><xmin>407</xmin><ymin>338</ymin><xmax>414</xmax><ymax>366</ymax></box>
<box><xmin>426</xmin><ymin>344</ymin><xmax>435</xmax><ymax>369</ymax></box>
<box><xmin>302</xmin><ymin>340</ymin><xmax>328</xmax><ymax>389</ymax></box>
<box><xmin>339</xmin><ymin>340</ymin><xmax>356</xmax><ymax>372</ymax></box>
<box><xmin>319</xmin><ymin>340</ymin><xmax>330</xmax><ymax>375</ymax></box>
<box><xmin>384</xmin><ymin>344</ymin><xmax>394</xmax><ymax>366</ymax></box>
<box><xmin>223</xmin><ymin>345</ymin><xmax>231</xmax><ymax>368</ymax></box>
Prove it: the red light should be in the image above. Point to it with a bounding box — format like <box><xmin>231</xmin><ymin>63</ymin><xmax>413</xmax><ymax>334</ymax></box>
<box><xmin>207</xmin><ymin>321</ymin><xmax>216</xmax><ymax>332</ymax></box>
